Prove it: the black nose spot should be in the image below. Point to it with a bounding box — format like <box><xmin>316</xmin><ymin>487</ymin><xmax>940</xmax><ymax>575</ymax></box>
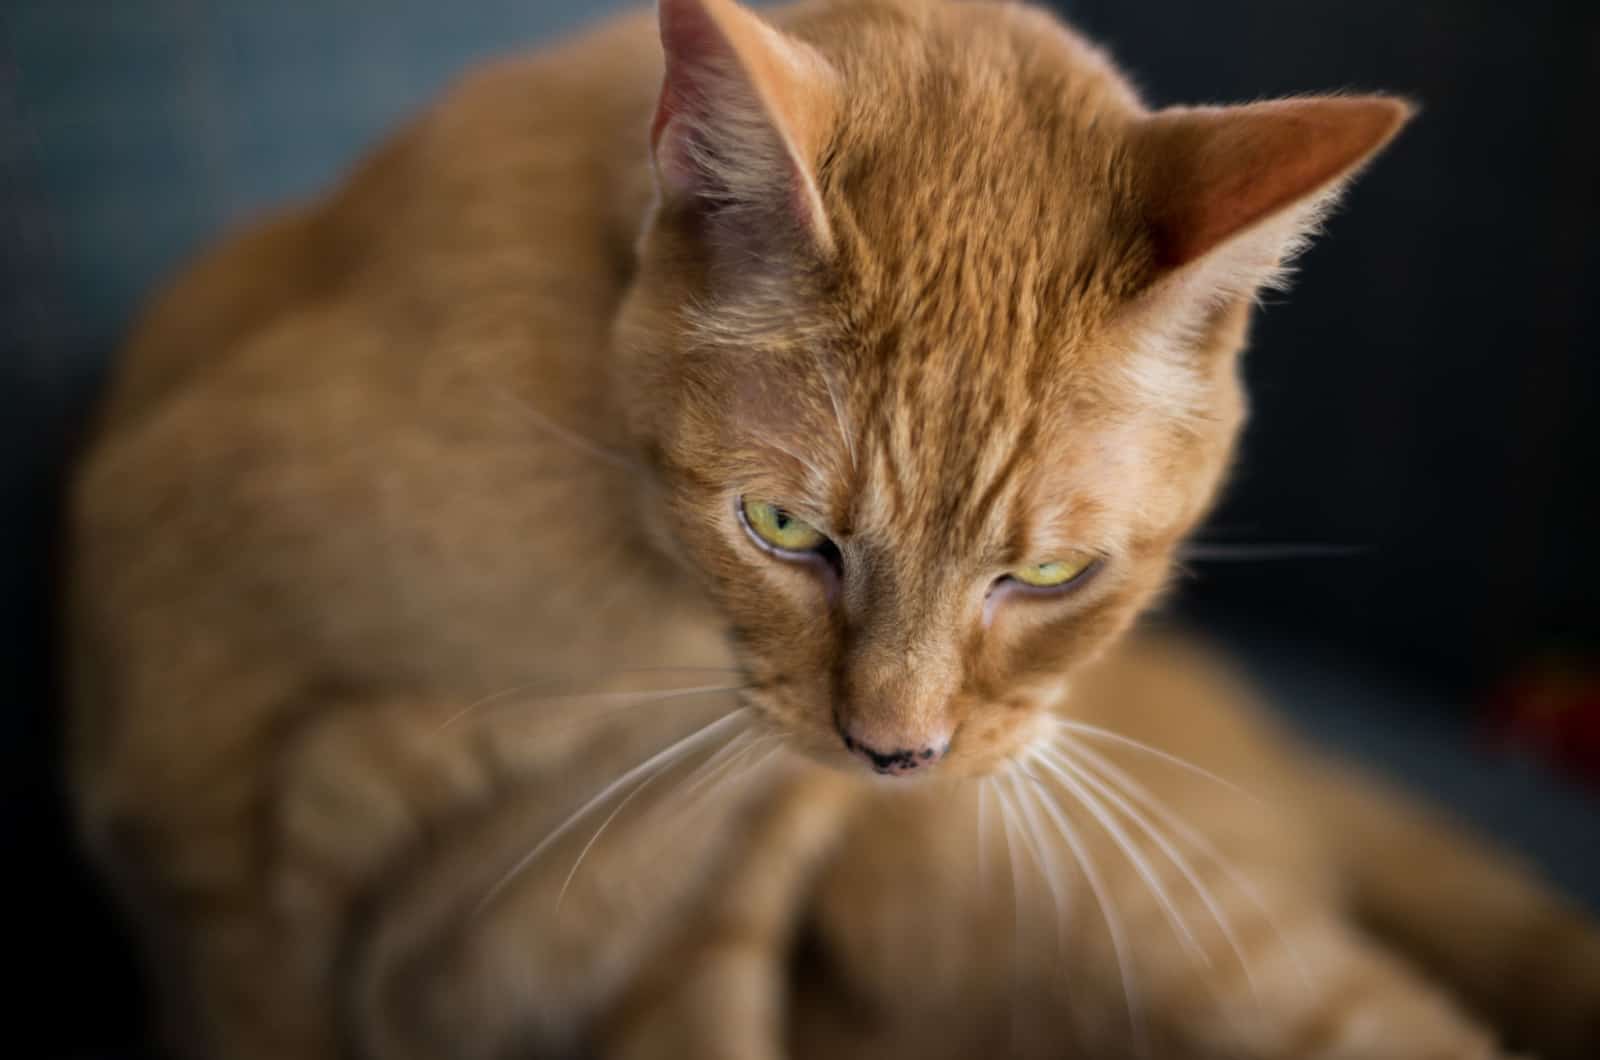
<box><xmin>841</xmin><ymin>733</ymin><xmax>948</xmax><ymax>775</ymax></box>
<box><xmin>867</xmin><ymin>746</ymin><xmax>913</xmax><ymax>772</ymax></box>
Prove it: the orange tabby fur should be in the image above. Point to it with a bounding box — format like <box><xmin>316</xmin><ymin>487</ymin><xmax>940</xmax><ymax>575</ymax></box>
<box><xmin>67</xmin><ymin>1</ymin><xmax>1599</xmax><ymax>1058</ymax></box>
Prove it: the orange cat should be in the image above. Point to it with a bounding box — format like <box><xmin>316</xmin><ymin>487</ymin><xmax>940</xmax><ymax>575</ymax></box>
<box><xmin>66</xmin><ymin>0</ymin><xmax>1600</xmax><ymax>1057</ymax></box>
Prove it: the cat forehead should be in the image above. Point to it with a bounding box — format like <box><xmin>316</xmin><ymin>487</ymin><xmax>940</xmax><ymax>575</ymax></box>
<box><xmin>825</xmin><ymin>7</ymin><xmax>1139</xmax><ymax>224</ymax></box>
<box><xmin>813</xmin><ymin>17</ymin><xmax>1151</xmax><ymax>364</ymax></box>
<box><xmin>848</xmin><ymin>362</ymin><xmax>1162</xmax><ymax>539</ymax></box>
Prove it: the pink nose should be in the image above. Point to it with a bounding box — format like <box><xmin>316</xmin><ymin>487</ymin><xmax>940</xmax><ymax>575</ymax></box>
<box><xmin>841</xmin><ymin>729</ymin><xmax>949</xmax><ymax>775</ymax></box>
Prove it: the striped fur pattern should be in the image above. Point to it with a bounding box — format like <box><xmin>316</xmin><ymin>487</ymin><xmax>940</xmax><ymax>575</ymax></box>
<box><xmin>66</xmin><ymin>1</ymin><xmax>1598</xmax><ymax>1058</ymax></box>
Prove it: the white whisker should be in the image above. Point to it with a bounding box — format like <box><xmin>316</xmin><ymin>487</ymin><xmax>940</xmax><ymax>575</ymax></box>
<box><xmin>1049</xmin><ymin>748</ymin><xmax>1232</xmax><ymax>976</ymax></box>
<box><xmin>1022</xmin><ymin>749</ymin><xmax>1147</xmax><ymax>1058</ymax></box>
<box><xmin>1052</xmin><ymin>719</ymin><xmax>1259</xmax><ymax>805</ymax></box>
<box><xmin>765</xmin><ymin>435</ymin><xmax>831</xmax><ymax>486</ymax></box>
<box><xmin>672</xmin><ymin>729</ymin><xmax>762</xmax><ymax>806</ymax></box>
<box><xmin>1007</xmin><ymin>773</ymin><xmax>1073</xmax><ymax>943</ymax></box>
<box><xmin>645</xmin><ymin>734</ymin><xmax>783</xmax><ymax>859</ymax></box>
<box><xmin>439</xmin><ymin>681</ymin><xmax>748</xmax><ymax>734</ymax></box>
<box><xmin>978</xmin><ymin>779</ymin><xmax>993</xmax><ymax>899</ymax></box>
<box><xmin>1008</xmin><ymin>773</ymin><xmax>1089</xmax><ymax>1052</ymax></box>
<box><xmin>706</xmin><ymin>741</ymin><xmax>783</xmax><ymax>809</ymax></box>
<box><xmin>555</xmin><ymin>745</ymin><xmax>682</xmax><ymax>912</ymax></box>
<box><xmin>820</xmin><ymin>369</ymin><xmax>857</xmax><ymax>473</ymax></box>
<box><xmin>560</xmin><ymin>730</ymin><xmax>780</xmax><ymax>911</ymax></box>
<box><xmin>1032</xmin><ymin>750</ymin><xmax>1207</xmax><ymax>966</ymax></box>
<box><xmin>1065</xmin><ymin>739</ymin><xmax>1312</xmax><ymax>997</ymax></box>
<box><xmin>991</xmin><ymin>775</ymin><xmax>1029</xmax><ymax>1055</ymax></box>
<box><xmin>502</xmin><ymin>392</ymin><xmax>641</xmax><ymax>473</ymax></box>
<box><xmin>1180</xmin><ymin>542</ymin><xmax>1366</xmax><ymax>562</ymax></box>
<box><xmin>670</xmin><ymin>733</ymin><xmax>781</xmax><ymax>825</ymax></box>
<box><xmin>474</xmin><ymin>707</ymin><xmax>748</xmax><ymax>916</ymax></box>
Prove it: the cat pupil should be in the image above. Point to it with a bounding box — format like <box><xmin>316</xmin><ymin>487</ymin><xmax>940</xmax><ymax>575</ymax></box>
<box><xmin>774</xmin><ymin>510</ymin><xmax>791</xmax><ymax>530</ymax></box>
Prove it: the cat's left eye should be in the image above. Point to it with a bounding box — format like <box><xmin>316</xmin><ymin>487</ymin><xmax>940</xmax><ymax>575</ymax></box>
<box><xmin>739</xmin><ymin>497</ymin><xmax>832</xmax><ymax>556</ymax></box>
<box><xmin>1008</xmin><ymin>550</ymin><xmax>1097</xmax><ymax>590</ymax></box>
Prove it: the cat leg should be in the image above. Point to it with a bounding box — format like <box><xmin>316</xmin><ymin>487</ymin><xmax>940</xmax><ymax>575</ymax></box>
<box><xmin>79</xmin><ymin>696</ymin><xmax>504</xmax><ymax>1060</ymax></box>
<box><xmin>782</xmin><ymin>777</ymin><xmax>1513</xmax><ymax>1060</ymax></box>
<box><xmin>980</xmin><ymin>790</ymin><xmax>1520</xmax><ymax>1060</ymax></box>
<box><xmin>1144</xmin><ymin>905</ymin><xmax>1518</xmax><ymax>1060</ymax></box>
<box><xmin>597</xmin><ymin>768</ymin><xmax>860</xmax><ymax>1060</ymax></box>
<box><xmin>263</xmin><ymin>697</ymin><xmax>505</xmax><ymax>1060</ymax></box>
<box><xmin>326</xmin><ymin>703</ymin><xmax>851</xmax><ymax>1060</ymax></box>
<box><xmin>1305</xmin><ymin>766</ymin><xmax>1600</xmax><ymax>1059</ymax></box>
<box><xmin>1006</xmin><ymin>770</ymin><xmax>1522</xmax><ymax>1059</ymax></box>
<box><xmin>289</xmin><ymin>702</ymin><xmax>725</xmax><ymax>1059</ymax></box>
<box><xmin>269</xmin><ymin>691</ymin><xmax>703</xmax><ymax>1060</ymax></box>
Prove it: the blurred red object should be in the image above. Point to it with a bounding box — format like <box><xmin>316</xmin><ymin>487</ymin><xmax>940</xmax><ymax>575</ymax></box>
<box><xmin>1484</xmin><ymin>658</ymin><xmax>1600</xmax><ymax>788</ymax></box>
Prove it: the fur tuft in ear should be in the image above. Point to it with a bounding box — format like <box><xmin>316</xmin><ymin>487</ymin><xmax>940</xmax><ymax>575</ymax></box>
<box><xmin>1114</xmin><ymin>96</ymin><xmax>1411</xmax><ymax>424</ymax></box>
<box><xmin>1135</xmin><ymin>95</ymin><xmax>1413</xmax><ymax>295</ymax></box>
<box><xmin>652</xmin><ymin>0</ymin><xmax>839</xmax><ymax>252</ymax></box>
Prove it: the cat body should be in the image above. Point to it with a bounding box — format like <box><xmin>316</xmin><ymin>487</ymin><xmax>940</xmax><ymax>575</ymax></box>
<box><xmin>67</xmin><ymin>1</ymin><xmax>1599</xmax><ymax>1058</ymax></box>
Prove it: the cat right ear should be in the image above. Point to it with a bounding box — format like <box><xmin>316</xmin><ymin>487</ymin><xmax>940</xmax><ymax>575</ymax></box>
<box><xmin>1132</xmin><ymin>95</ymin><xmax>1414</xmax><ymax>299</ymax></box>
<box><xmin>652</xmin><ymin>0</ymin><xmax>840</xmax><ymax>254</ymax></box>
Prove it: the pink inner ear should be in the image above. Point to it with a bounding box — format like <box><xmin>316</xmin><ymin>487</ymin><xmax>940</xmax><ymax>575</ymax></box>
<box><xmin>650</xmin><ymin>0</ymin><xmax>835</xmax><ymax>250</ymax></box>
<box><xmin>1145</xmin><ymin>97</ymin><xmax>1412</xmax><ymax>270</ymax></box>
<box><xmin>652</xmin><ymin>0</ymin><xmax>726</xmax><ymax>159</ymax></box>
<box><xmin>649</xmin><ymin>72</ymin><xmax>687</xmax><ymax>162</ymax></box>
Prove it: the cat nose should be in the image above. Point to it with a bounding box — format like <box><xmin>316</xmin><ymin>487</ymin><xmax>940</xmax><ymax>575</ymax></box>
<box><xmin>840</xmin><ymin>728</ymin><xmax>948</xmax><ymax>776</ymax></box>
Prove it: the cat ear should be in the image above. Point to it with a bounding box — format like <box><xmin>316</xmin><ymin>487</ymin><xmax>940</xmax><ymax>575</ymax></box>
<box><xmin>1133</xmin><ymin>96</ymin><xmax>1413</xmax><ymax>297</ymax></box>
<box><xmin>652</xmin><ymin>0</ymin><xmax>839</xmax><ymax>253</ymax></box>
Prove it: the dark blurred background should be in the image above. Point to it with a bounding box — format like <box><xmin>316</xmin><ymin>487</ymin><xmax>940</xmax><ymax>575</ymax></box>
<box><xmin>3</xmin><ymin>1</ymin><xmax>1596</xmax><ymax>1056</ymax></box>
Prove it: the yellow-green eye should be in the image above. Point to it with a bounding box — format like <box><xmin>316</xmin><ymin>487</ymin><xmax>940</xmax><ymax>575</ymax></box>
<box><xmin>1011</xmin><ymin>551</ymin><xmax>1096</xmax><ymax>589</ymax></box>
<box><xmin>741</xmin><ymin>497</ymin><xmax>828</xmax><ymax>553</ymax></box>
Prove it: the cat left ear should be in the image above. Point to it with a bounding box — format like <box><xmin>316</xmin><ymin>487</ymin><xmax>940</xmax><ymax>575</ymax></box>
<box><xmin>1132</xmin><ymin>95</ymin><xmax>1413</xmax><ymax>297</ymax></box>
<box><xmin>652</xmin><ymin>0</ymin><xmax>839</xmax><ymax>253</ymax></box>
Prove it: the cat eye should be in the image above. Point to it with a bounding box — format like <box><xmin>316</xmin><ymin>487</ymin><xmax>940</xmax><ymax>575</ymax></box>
<box><xmin>739</xmin><ymin>497</ymin><xmax>832</xmax><ymax>556</ymax></box>
<box><xmin>1007</xmin><ymin>551</ymin><xmax>1097</xmax><ymax>590</ymax></box>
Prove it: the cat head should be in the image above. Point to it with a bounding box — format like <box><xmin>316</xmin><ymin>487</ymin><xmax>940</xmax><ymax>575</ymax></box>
<box><xmin>615</xmin><ymin>0</ymin><xmax>1409</xmax><ymax>778</ymax></box>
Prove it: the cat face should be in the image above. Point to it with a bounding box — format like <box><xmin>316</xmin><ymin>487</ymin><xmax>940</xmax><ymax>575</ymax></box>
<box><xmin>625</xmin><ymin>226</ymin><xmax>1246</xmax><ymax>778</ymax></box>
<box><xmin>617</xmin><ymin>0</ymin><xmax>1407</xmax><ymax>778</ymax></box>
